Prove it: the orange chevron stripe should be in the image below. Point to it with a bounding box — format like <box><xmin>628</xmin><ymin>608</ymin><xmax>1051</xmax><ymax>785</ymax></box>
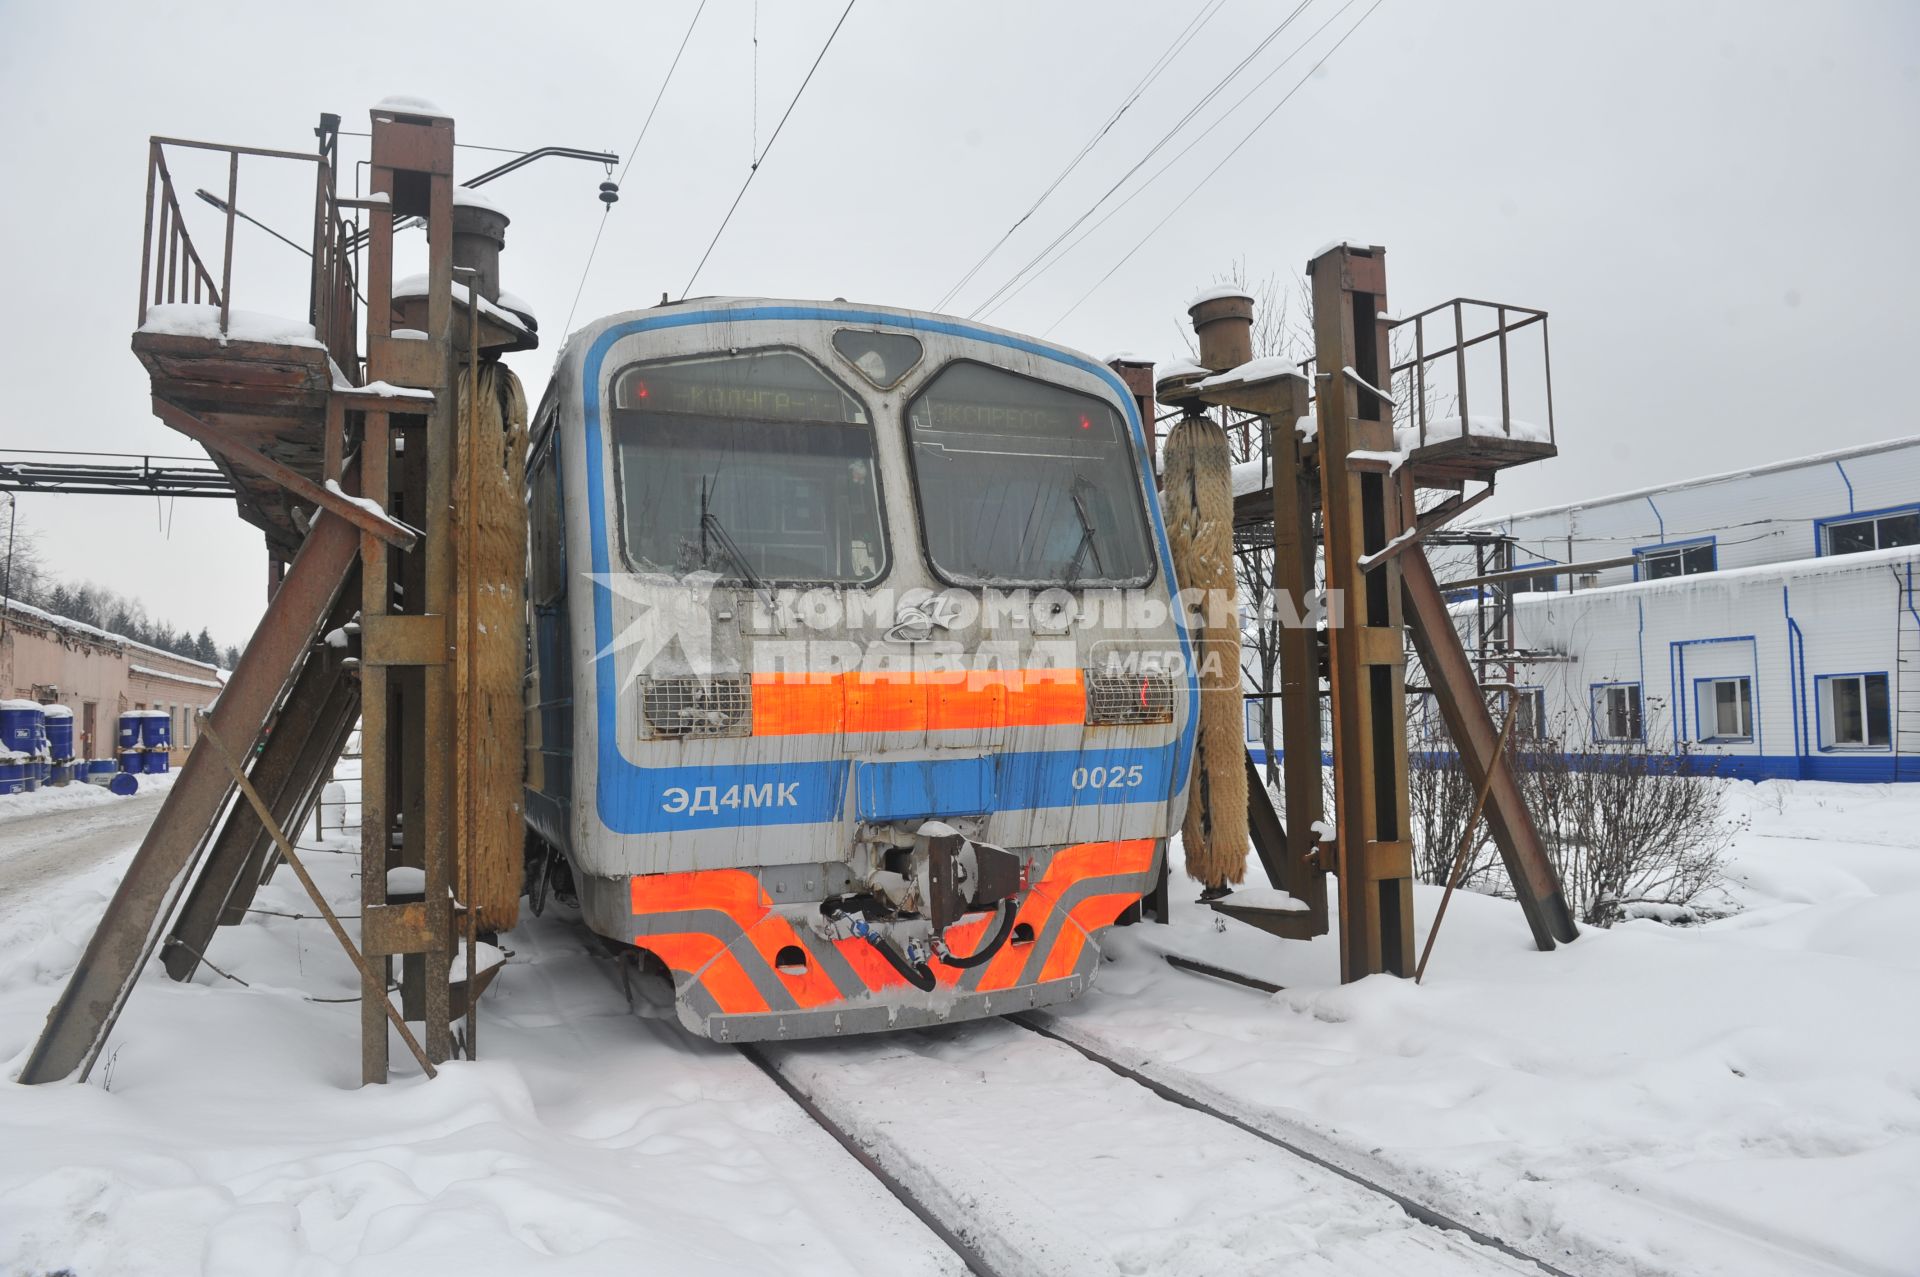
<box><xmin>635</xmin><ymin>932</ymin><xmax>770</xmax><ymax>1015</ymax></box>
<box><xmin>1040</xmin><ymin>891</ymin><xmax>1142</xmax><ymax>982</ymax></box>
<box><xmin>739</xmin><ymin>914</ymin><xmax>845</xmax><ymax>1009</ymax></box>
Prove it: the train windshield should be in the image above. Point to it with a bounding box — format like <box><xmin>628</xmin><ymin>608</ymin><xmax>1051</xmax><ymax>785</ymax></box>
<box><xmin>906</xmin><ymin>362</ymin><xmax>1153</xmax><ymax>586</ymax></box>
<box><xmin>610</xmin><ymin>350</ymin><xmax>886</xmax><ymax>584</ymax></box>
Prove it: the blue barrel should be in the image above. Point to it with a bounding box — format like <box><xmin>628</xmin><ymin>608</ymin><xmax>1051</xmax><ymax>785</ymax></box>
<box><xmin>119</xmin><ymin>751</ymin><xmax>143</xmax><ymax>774</ymax></box>
<box><xmin>1</xmin><ymin>700</ymin><xmax>43</xmax><ymax>756</ymax></box>
<box><xmin>0</xmin><ymin>757</ymin><xmax>25</xmax><ymax>795</ymax></box>
<box><xmin>117</xmin><ymin>712</ymin><xmax>143</xmax><ymax>752</ymax></box>
<box><xmin>109</xmin><ymin>771</ymin><xmax>140</xmax><ymax>797</ymax></box>
<box><xmin>139</xmin><ymin>711</ymin><xmax>172</xmax><ymax>753</ymax></box>
<box><xmin>38</xmin><ymin>758</ymin><xmax>51</xmax><ymax>783</ymax></box>
<box><xmin>86</xmin><ymin>759</ymin><xmax>117</xmax><ymax>785</ymax></box>
<box><xmin>144</xmin><ymin>748</ymin><xmax>170</xmax><ymax>775</ymax></box>
<box><xmin>42</xmin><ymin>706</ymin><xmax>73</xmax><ymax>762</ymax></box>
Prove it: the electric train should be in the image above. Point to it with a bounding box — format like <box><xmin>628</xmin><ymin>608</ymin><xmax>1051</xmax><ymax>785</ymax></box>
<box><xmin>522</xmin><ymin>298</ymin><xmax>1196</xmax><ymax>1041</ymax></box>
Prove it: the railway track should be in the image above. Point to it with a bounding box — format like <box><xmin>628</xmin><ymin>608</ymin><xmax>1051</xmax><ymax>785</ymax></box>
<box><xmin>745</xmin><ymin>1011</ymin><xmax>1573</xmax><ymax>1277</ymax></box>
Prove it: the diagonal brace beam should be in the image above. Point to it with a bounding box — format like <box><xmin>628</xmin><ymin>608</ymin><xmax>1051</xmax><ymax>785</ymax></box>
<box><xmin>150</xmin><ymin>397</ymin><xmax>416</xmax><ymax>549</ymax></box>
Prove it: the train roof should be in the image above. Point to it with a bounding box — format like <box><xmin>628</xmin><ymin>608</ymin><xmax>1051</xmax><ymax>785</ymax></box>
<box><xmin>550</xmin><ymin>296</ymin><xmax>1109</xmax><ymax>380</ymax></box>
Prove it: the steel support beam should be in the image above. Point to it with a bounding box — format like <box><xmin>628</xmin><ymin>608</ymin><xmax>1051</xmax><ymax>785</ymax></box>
<box><xmin>19</xmin><ymin>510</ymin><xmax>361</xmax><ymax>1083</ymax></box>
<box><xmin>1310</xmin><ymin>244</ymin><xmax>1416</xmax><ymax>982</ymax></box>
<box><xmin>1400</xmin><ymin>549</ymin><xmax>1580</xmax><ymax>948</ymax></box>
<box><xmin>160</xmin><ymin>609</ymin><xmax>360</xmax><ymax>981</ymax></box>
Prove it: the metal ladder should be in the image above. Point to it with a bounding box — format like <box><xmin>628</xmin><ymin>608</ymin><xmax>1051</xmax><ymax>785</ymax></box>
<box><xmin>1897</xmin><ymin>563</ymin><xmax>1920</xmax><ymax>781</ymax></box>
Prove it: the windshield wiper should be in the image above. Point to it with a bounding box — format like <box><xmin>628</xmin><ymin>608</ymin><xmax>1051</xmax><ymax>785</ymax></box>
<box><xmin>697</xmin><ymin>477</ymin><xmax>777</xmax><ymax>612</ymax></box>
<box><xmin>1063</xmin><ymin>482</ymin><xmax>1108</xmax><ymax>583</ymax></box>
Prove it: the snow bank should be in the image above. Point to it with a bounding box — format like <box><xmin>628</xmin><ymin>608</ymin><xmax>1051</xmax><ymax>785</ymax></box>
<box><xmin>4</xmin><ymin>776</ymin><xmax>1915</xmax><ymax>1274</ymax></box>
<box><xmin>0</xmin><ymin>769</ymin><xmax>176</xmax><ymax>824</ymax></box>
<box><xmin>1055</xmin><ymin>780</ymin><xmax>1920</xmax><ymax>1276</ymax></box>
<box><xmin>0</xmin><ymin>810</ymin><xmax>962</xmax><ymax>1276</ymax></box>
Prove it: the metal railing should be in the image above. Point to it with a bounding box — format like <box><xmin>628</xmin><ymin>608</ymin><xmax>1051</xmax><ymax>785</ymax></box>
<box><xmin>1386</xmin><ymin>298</ymin><xmax>1555</xmax><ymax>453</ymax></box>
<box><xmin>137</xmin><ymin>130</ymin><xmax>361</xmax><ymax>375</ymax></box>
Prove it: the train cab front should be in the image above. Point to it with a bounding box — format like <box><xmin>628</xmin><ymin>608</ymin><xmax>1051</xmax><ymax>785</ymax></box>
<box><xmin>598</xmin><ymin>820</ymin><xmax>1162</xmax><ymax>1042</ymax></box>
<box><xmin>545</xmin><ymin>299</ymin><xmax>1193</xmax><ymax>1041</ymax></box>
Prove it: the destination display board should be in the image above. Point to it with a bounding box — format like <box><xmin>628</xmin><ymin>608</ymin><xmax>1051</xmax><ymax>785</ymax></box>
<box><xmin>614</xmin><ymin>350</ymin><xmax>867</xmax><ymax>424</ymax></box>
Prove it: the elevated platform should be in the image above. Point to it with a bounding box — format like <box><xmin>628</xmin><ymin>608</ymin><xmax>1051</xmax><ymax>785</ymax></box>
<box><xmin>132</xmin><ymin>328</ymin><xmax>335</xmax><ymax>557</ymax></box>
<box><xmin>1403</xmin><ymin>434</ymin><xmax>1558</xmax><ymax>487</ymax></box>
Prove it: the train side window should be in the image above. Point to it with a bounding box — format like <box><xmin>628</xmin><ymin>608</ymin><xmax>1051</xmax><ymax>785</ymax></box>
<box><xmin>530</xmin><ymin>441</ymin><xmax>565</xmax><ymax>604</ymax></box>
<box><xmin>905</xmin><ymin>361</ymin><xmax>1154</xmax><ymax>587</ymax></box>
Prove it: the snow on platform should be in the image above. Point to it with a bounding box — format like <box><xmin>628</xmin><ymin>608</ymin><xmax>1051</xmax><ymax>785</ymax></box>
<box><xmin>138</xmin><ymin>303</ymin><xmax>325</xmax><ymax>350</ymax></box>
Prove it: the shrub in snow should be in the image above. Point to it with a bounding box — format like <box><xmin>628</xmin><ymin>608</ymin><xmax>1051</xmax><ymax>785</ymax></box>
<box><xmin>1408</xmin><ymin>709</ymin><xmax>1737</xmax><ymax>926</ymax></box>
<box><xmin>1514</xmin><ymin>714</ymin><xmax>1738</xmax><ymax>927</ymax></box>
<box><xmin>1409</xmin><ymin>711</ymin><xmax>1502</xmax><ymax>891</ymax></box>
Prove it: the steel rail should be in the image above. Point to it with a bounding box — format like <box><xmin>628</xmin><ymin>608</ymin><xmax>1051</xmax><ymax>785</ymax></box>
<box><xmin>1008</xmin><ymin>1012</ymin><xmax>1578</xmax><ymax>1277</ymax></box>
<box><xmin>740</xmin><ymin>1044</ymin><xmax>1003</xmax><ymax>1277</ymax></box>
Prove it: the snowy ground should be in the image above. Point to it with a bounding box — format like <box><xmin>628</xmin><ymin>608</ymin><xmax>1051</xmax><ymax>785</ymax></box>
<box><xmin>1</xmin><ymin>778</ymin><xmax>1916</xmax><ymax>1275</ymax></box>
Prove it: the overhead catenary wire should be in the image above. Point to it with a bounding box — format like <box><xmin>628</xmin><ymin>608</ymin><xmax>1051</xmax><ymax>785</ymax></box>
<box><xmin>979</xmin><ymin>0</ymin><xmax>1357</xmax><ymax>326</ymax></box>
<box><xmin>964</xmin><ymin>0</ymin><xmax>1321</xmax><ymax>322</ymax></box>
<box><xmin>562</xmin><ymin>0</ymin><xmax>710</xmax><ymax>337</ymax></box>
<box><xmin>680</xmin><ymin>0</ymin><xmax>858</xmax><ymax>300</ymax></box>
<box><xmin>1044</xmin><ymin>0</ymin><xmax>1385</xmax><ymax>336</ymax></box>
<box><xmin>931</xmin><ymin>0</ymin><xmax>1225</xmax><ymax>314</ymax></box>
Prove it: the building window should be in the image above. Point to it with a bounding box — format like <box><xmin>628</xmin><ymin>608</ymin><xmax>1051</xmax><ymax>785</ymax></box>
<box><xmin>1819</xmin><ymin>673</ymin><xmax>1891</xmax><ymax>749</ymax></box>
<box><xmin>1506</xmin><ymin>562</ymin><xmax>1559</xmax><ymax>594</ymax></box>
<box><xmin>1696</xmin><ymin>676</ymin><xmax>1753</xmax><ymax>742</ymax></box>
<box><xmin>1823</xmin><ymin>508</ymin><xmax>1920</xmax><ymax>556</ymax></box>
<box><xmin>1244</xmin><ymin>699</ymin><xmax>1269</xmax><ymax>743</ymax></box>
<box><xmin>1592</xmin><ymin>683</ymin><xmax>1643</xmax><ymax>742</ymax></box>
<box><xmin>1637</xmin><ymin>541</ymin><xmax>1716</xmax><ymax>580</ymax></box>
<box><xmin>1513</xmin><ymin>688</ymin><xmax>1547</xmax><ymax>738</ymax></box>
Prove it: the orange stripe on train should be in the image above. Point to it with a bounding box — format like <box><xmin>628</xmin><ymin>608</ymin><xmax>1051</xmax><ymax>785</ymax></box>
<box><xmin>751</xmin><ymin>668</ymin><xmax>1085</xmax><ymax>736</ymax></box>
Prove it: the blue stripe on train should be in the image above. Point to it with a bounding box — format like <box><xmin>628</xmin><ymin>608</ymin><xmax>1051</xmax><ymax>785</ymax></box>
<box><xmin>597</xmin><ymin>743</ymin><xmax>1179</xmax><ymax>834</ymax></box>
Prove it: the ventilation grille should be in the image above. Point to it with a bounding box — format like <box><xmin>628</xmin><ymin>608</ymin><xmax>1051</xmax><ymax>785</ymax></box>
<box><xmin>641</xmin><ymin>677</ymin><xmax>752</xmax><ymax>739</ymax></box>
<box><xmin>1086</xmin><ymin>670</ymin><xmax>1175</xmax><ymax>725</ymax></box>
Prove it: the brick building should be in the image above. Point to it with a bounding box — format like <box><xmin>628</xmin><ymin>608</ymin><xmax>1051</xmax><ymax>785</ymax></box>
<box><xmin>0</xmin><ymin>598</ymin><xmax>226</xmax><ymax>762</ymax></box>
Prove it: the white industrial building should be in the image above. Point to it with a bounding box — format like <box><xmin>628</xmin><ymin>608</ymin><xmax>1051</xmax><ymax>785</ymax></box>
<box><xmin>1430</xmin><ymin>436</ymin><xmax>1920</xmax><ymax>782</ymax></box>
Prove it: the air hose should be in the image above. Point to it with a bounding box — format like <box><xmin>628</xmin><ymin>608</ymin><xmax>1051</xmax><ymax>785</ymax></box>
<box><xmin>935</xmin><ymin>898</ymin><xmax>1018</xmax><ymax>969</ymax></box>
<box><xmin>863</xmin><ymin>930</ymin><xmax>937</xmax><ymax>992</ymax></box>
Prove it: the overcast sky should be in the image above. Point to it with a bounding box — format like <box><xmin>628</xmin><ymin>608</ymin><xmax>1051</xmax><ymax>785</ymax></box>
<box><xmin>2</xmin><ymin>0</ymin><xmax>1915</xmax><ymax>648</ymax></box>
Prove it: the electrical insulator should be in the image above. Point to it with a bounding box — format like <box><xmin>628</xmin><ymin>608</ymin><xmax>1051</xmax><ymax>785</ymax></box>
<box><xmin>599</xmin><ymin>181</ymin><xmax>619</xmax><ymax>207</ymax></box>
